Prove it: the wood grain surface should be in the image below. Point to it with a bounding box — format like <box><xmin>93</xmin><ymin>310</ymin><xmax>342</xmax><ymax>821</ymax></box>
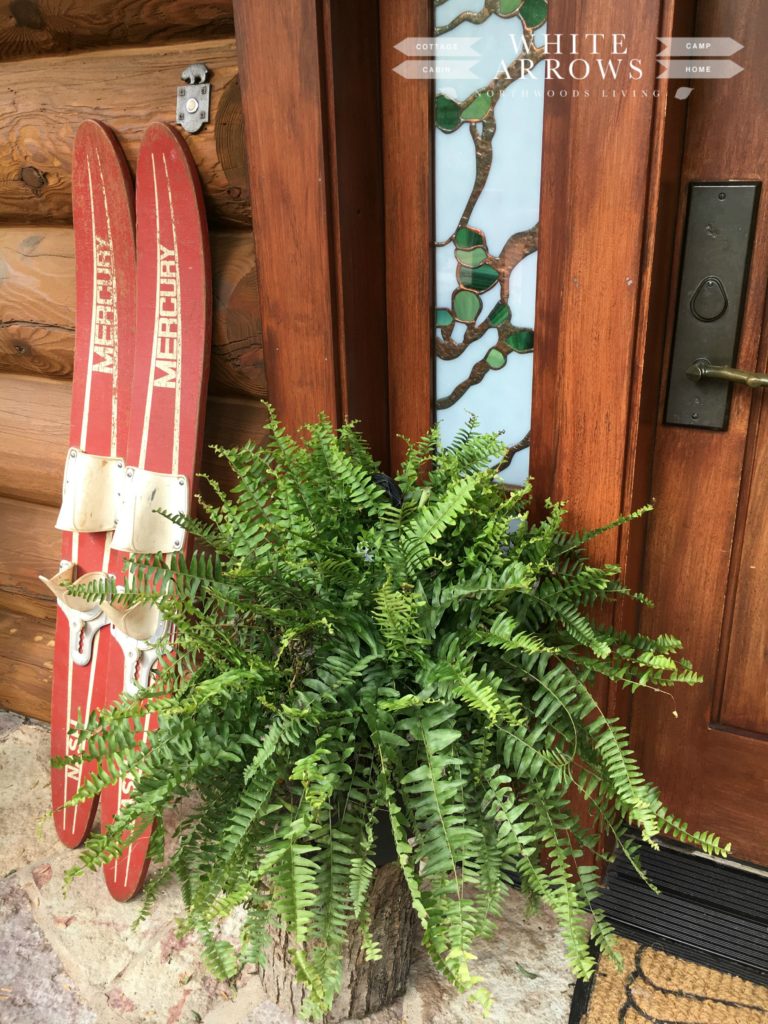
<box><xmin>0</xmin><ymin>225</ymin><xmax>73</xmax><ymax>379</ymax></box>
<box><xmin>0</xmin><ymin>374</ymin><xmax>268</xmax><ymax>507</ymax></box>
<box><xmin>233</xmin><ymin>0</ymin><xmax>340</xmax><ymax>436</ymax></box>
<box><xmin>0</xmin><ymin>608</ymin><xmax>54</xmax><ymax>721</ymax></box>
<box><xmin>525</xmin><ymin>0</ymin><xmax>689</xmax><ymax>862</ymax></box>
<box><xmin>631</xmin><ymin>0</ymin><xmax>768</xmax><ymax>865</ymax></box>
<box><xmin>0</xmin><ymin>495</ymin><xmax>58</xmax><ymax>612</ymax></box>
<box><xmin>0</xmin><ymin>5</ymin><xmax>270</xmax><ymax>723</ymax></box>
<box><xmin>530</xmin><ymin>1</ymin><xmax>666</xmax><ymax>564</ymax></box>
<box><xmin>0</xmin><ymin>225</ymin><xmax>264</xmax><ymax>397</ymax></box>
<box><xmin>322</xmin><ymin>0</ymin><xmax>390</xmax><ymax>464</ymax></box>
<box><xmin>234</xmin><ymin>0</ymin><xmax>391</xmax><ymax>459</ymax></box>
<box><xmin>0</xmin><ymin>38</ymin><xmax>249</xmax><ymax>225</ymax></box>
<box><xmin>378</xmin><ymin>0</ymin><xmax>433</xmax><ymax>470</ymax></box>
<box><xmin>0</xmin><ymin>0</ymin><xmax>234</xmax><ymax>60</ymax></box>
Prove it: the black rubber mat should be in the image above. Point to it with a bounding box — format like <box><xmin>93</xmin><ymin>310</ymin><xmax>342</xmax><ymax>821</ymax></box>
<box><xmin>596</xmin><ymin>840</ymin><xmax>768</xmax><ymax>987</ymax></box>
<box><xmin>568</xmin><ymin>971</ymin><xmax>595</xmax><ymax>1024</ymax></box>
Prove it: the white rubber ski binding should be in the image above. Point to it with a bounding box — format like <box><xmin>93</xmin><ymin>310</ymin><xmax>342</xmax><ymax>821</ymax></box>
<box><xmin>39</xmin><ymin>562</ymin><xmax>110</xmax><ymax>667</ymax></box>
<box><xmin>111</xmin><ymin>467</ymin><xmax>189</xmax><ymax>555</ymax></box>
<box><xmin>102</xmin><ymin>592</ymin><xmax>168</xmax><ymax>696</ymax></box>
<box><xmin>55</xmin><ymin>448</ymin><xmax>124</xmax><ymax>534</ymax></box>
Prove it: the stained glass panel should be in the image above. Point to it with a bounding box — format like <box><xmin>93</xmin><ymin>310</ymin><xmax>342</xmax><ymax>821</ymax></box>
<box><xmin>434</xmin><ymin>1</ymin><xmax>547</xmax><ymax>483</ymax></box>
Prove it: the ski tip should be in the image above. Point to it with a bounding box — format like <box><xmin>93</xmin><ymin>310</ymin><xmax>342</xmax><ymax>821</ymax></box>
<box><xmin>73</xmin><ymin>119</ymin><xmax>135</xmax><ymax>219</ymax></box>
<box><xmin>52</xmin><ymin>799</ymin><xmax>99</xmax><ymax>850</ymax></box>
<box><xmin>141</xmin><ymin>121</ymin><xmax>181</xmax><ymax>145</ymax></box>
<box><xmin>102</xmin><ymin>852</ymin><xmax>152</xmax><ymax>902</ymax></box>
<box><xmin>75</xmin><ymin>118</ymin><xmax>117</xmax><ymax>140</ymax></box>
<box><xmin>138</xmin><ymin>121</ymin><xmax>208</xmax><ymax>214</ymax></box>
<box><xmin>99</xmin><ymin>800</ymin><xmax>154</xmax><ymax>902</ymax></box>
<box><xmin>140</xmin><ymin>122</ymin><xmax>198</xmax><ymax>172</ymax></box>
<box><xmin>74</xmin><ymin>120</ymin><xmax>127</xmax><ymax>163</ymax></box>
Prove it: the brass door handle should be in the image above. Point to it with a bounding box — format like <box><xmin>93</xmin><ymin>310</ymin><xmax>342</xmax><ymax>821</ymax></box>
<box><xmin>685</xmin><ymin>358</ymin><xmax>768</xmax><ymax>389</ymax></box>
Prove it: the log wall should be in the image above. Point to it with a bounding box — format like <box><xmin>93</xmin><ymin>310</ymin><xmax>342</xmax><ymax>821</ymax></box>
<box><xmin>0</xmin><ymin>0</ymin><xmax>268</xmax><ymax>720</ymax></box>
<box><xmin>0</xmin><ymin>1</ymin><xmax>234</xmax><ymax>59</ymax></box>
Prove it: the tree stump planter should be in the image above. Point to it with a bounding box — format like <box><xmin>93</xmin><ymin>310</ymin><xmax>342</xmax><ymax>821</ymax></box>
<box><xmin>259</xmin><ymin>861</ymin><xmax>418</xmax><ymax>1021</ymax></box>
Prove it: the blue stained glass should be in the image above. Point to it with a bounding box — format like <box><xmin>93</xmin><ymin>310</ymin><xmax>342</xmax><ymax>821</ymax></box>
<box><xmin>434</xmin><ymin>4</ymin><xmax>547</xmax><ymax>483</ymax></box>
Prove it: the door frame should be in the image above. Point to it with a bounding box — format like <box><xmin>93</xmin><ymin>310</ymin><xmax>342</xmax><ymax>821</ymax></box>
<box><xmin>373</xmin><ymin>0</ymin><xmax>696</xmax><ymax>727</ymax></box>
<box><xmin>233</xmin><ymin>0</ymin><xmax>391</xmax><ymax>464</ymax></box>
<box><xmin>235</xmin><ymin>0</ymin><xmax>696</xmax><ymax>722</ymax></box>
<box><xmin>530</xmin><ymin>0</ymin><xmax>695</xmax><ymax>722</ymax></box>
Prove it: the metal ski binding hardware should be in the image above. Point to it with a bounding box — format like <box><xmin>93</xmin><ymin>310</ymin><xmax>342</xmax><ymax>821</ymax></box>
<box><xmin>55</xmin><ymin>447</ymin><xmax>124</xmax><ymax>533</ymax></box>
<box><xmin>105</xmin><ymin>595</ymin><xmax>168</xmax><ymax>696</ymax></box>
<box><xmin>111</xmin><ymin>467</ymin><xmax>189</xmax><ymax>555</ymax></box>
<box><xmin>41</xmin><ymin>442</ymin><xmax>125</xmax><ymax>665</ymax></box>
<box><xmin>39</xmin><ymin>562</ymin><xmax>109</xmax><ymax>667</ymax></box>
<box><xmin>176</xmin><ymin>63</ymin><xmax>211</xmax><ymax>134</ymax></box>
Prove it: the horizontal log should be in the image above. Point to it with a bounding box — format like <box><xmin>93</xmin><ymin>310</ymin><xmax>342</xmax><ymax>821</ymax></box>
<box><xmin>0</xmin><ymin>591</ymin><xmax>51</xmax><ymax>619</ymax></box>
<box><xmin>200</xmin><ymin>392</ymin><xmax>269</xmax><ymax>497</ymax></box>
<box><xmin>210</xmin><ymin>231</ymin><xmax>265</xmax><ymax>398</ymax></box>
<box><xmin>0</xmin><ymin>374</ymin><xmax>67</xmax><ymax>507</ymax></box>
<box><xmin>0</xmin><ymin>374</ymin><xmax>269</xmax><ymax>507</ymax></box>
<box><xmin>0</xmin><ymin>225</ymin><xmax>73</xmax><ymax>378</ymax></box>
<box><xmin>0</xmin><ymin>226</ymin><xmax>265</xmax><ymax>398</ymax></box>
<box><xmin>0</xmin><ymin>38</ymin><xmax>249</xmax><ymax>225</ymax></box>
<box><xmin>0</xmin><ymin>1</ymin><xmax>234</xmax><ymax>62</ymax></box>
<box><xmin>0</xmin><ymin>608</ymin><xmax>54</xmax><ymax>721</ymax></box>
<box><xmin>0</xmin><ymin>495</ymin><xmax>59</xmax><ymax>612</ymax></box>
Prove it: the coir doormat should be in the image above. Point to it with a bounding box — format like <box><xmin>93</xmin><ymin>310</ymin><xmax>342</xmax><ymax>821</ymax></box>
<box><xmin>580</xmin><ymin>937</ymin><xmax>768</xmax><ymax>1023</ymax></box>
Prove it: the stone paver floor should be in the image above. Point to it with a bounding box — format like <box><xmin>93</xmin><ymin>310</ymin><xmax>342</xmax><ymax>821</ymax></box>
<box><xmin>0</xmin><ymin>711</ymin><xmax>574</xmax><ymax>1023</ymax></box>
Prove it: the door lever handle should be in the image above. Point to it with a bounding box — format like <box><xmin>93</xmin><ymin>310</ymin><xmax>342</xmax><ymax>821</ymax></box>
<box><xmin>686</xmin><ymin>358</ymin><xmax>768</xmax><ymax>389</ymax></box>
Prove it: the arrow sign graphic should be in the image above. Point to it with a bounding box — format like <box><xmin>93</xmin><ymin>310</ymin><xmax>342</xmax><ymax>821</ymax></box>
<box><xmin>657</xmin><ymin>59</ymin><xmax>743</xmax><ymax>79</ymax></box>
<box><xmin>658</xmin><ymin>36</ymin><xmax>743</xmax><ymax>57</ymax></box>
<box><xmin>393</xmin><ymin>59</ymin><xmax>479</xmax><ymax>80</ymax></box>
<box><xmin>395</xmin><ymin>36</ymin><xmax>481</xmax><ymax>57</ymax></box>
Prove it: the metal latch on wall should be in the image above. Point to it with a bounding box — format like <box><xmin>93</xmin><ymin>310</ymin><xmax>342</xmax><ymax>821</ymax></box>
<box><xmin>176</xmin><ymin>63</ymin><xmax>211</xmax><ymax>134</ymax></box>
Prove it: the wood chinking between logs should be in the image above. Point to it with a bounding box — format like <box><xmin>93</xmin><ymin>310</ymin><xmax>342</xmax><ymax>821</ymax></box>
<box><xmin>0</xmin><ymin>24</ymin><xmax>268</xmax><ymax>720</ymax></box>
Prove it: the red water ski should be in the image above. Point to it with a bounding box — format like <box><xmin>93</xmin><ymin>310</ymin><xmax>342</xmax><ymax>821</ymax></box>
<box><xmin>41</xmin><ymin>121</ymin><xmax>135</xmax><ymax>849</ymax></box>
<box><xmin>100</xmin><ymin>122</ymin><xmax>211</xmax><ymax>901</ymax></box>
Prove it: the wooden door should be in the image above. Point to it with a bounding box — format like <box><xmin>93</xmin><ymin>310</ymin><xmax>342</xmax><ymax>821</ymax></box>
<box><xmin>631</xmin><ymin>0</ymin><xmax>768</xmax><ymax>866</ymax></box>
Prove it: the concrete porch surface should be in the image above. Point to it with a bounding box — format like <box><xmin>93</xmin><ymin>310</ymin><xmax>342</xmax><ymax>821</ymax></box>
<box><xmin>0</xmin><ymin>712</ymin><xmax>574</xmax><ymax>1024</ymax></box>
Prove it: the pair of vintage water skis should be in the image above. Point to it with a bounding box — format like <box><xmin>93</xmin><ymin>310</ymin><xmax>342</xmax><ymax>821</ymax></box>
<box><xmin>41</xmin><ymin>119</ymin><xmax>211</xmax><ymax>900</ymax></box>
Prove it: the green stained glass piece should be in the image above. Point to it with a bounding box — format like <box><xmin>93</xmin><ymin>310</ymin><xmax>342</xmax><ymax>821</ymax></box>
<box><xmin>508</xmin><ymin>329</ymin><xmax>534</xmax><ymax>352</ymax></box>
<box><xmin>435</xmin><ymin>308</ymin><xmax>454</xmax><ymax>328</ymax></box>
<box><xmin>489</xmin><ymin>301</ymin><xmax>512</xmax><ymax>326</ymax></box>
<box><xmin>485</xmin><ymin>349</ymin><xmax>507</xmax><ymax>370</ymax></box>
<box><xmin>460</xmin><ymin>91</ymin><xmax>493</xmax><ymax>122</ymax></box>
<box><xmin>455</xmin><ymin>246</ymin><xmax>488</xmax><ymax>268</ymax></box>
<box><xmin>454</xmin><ymin>226</ymin><xmax>485</xmax><ymax>248</ymax></box>
<box><xmin>498</xmin><ymin>0</ymin><xmax>522</xmax><ymax>13</ymax></box>
<box><xmin>519</xmin><ymin>0</ymin><xmax>548</xmax><ymax>27</ymax></box>
<box><xmin>435</xmin><ymin>93</ymin><xmax>461</xmax><ymax>133</ymax></box>
<box><xmin>453</xmin><ymin>289</ymin><xmax>482</xmax><ymax>323</ymax></box>
<box><xmin>458</xmin><ymin>263</ymin><xmax>500</xmax><ymax>292</ymax></box>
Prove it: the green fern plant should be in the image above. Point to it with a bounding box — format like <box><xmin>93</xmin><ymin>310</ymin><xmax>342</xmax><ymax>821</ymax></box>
<box><xmin>60</xmin><ymin>411</ymin><xmax>728</xmax><ymax>1019</ymax></box>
